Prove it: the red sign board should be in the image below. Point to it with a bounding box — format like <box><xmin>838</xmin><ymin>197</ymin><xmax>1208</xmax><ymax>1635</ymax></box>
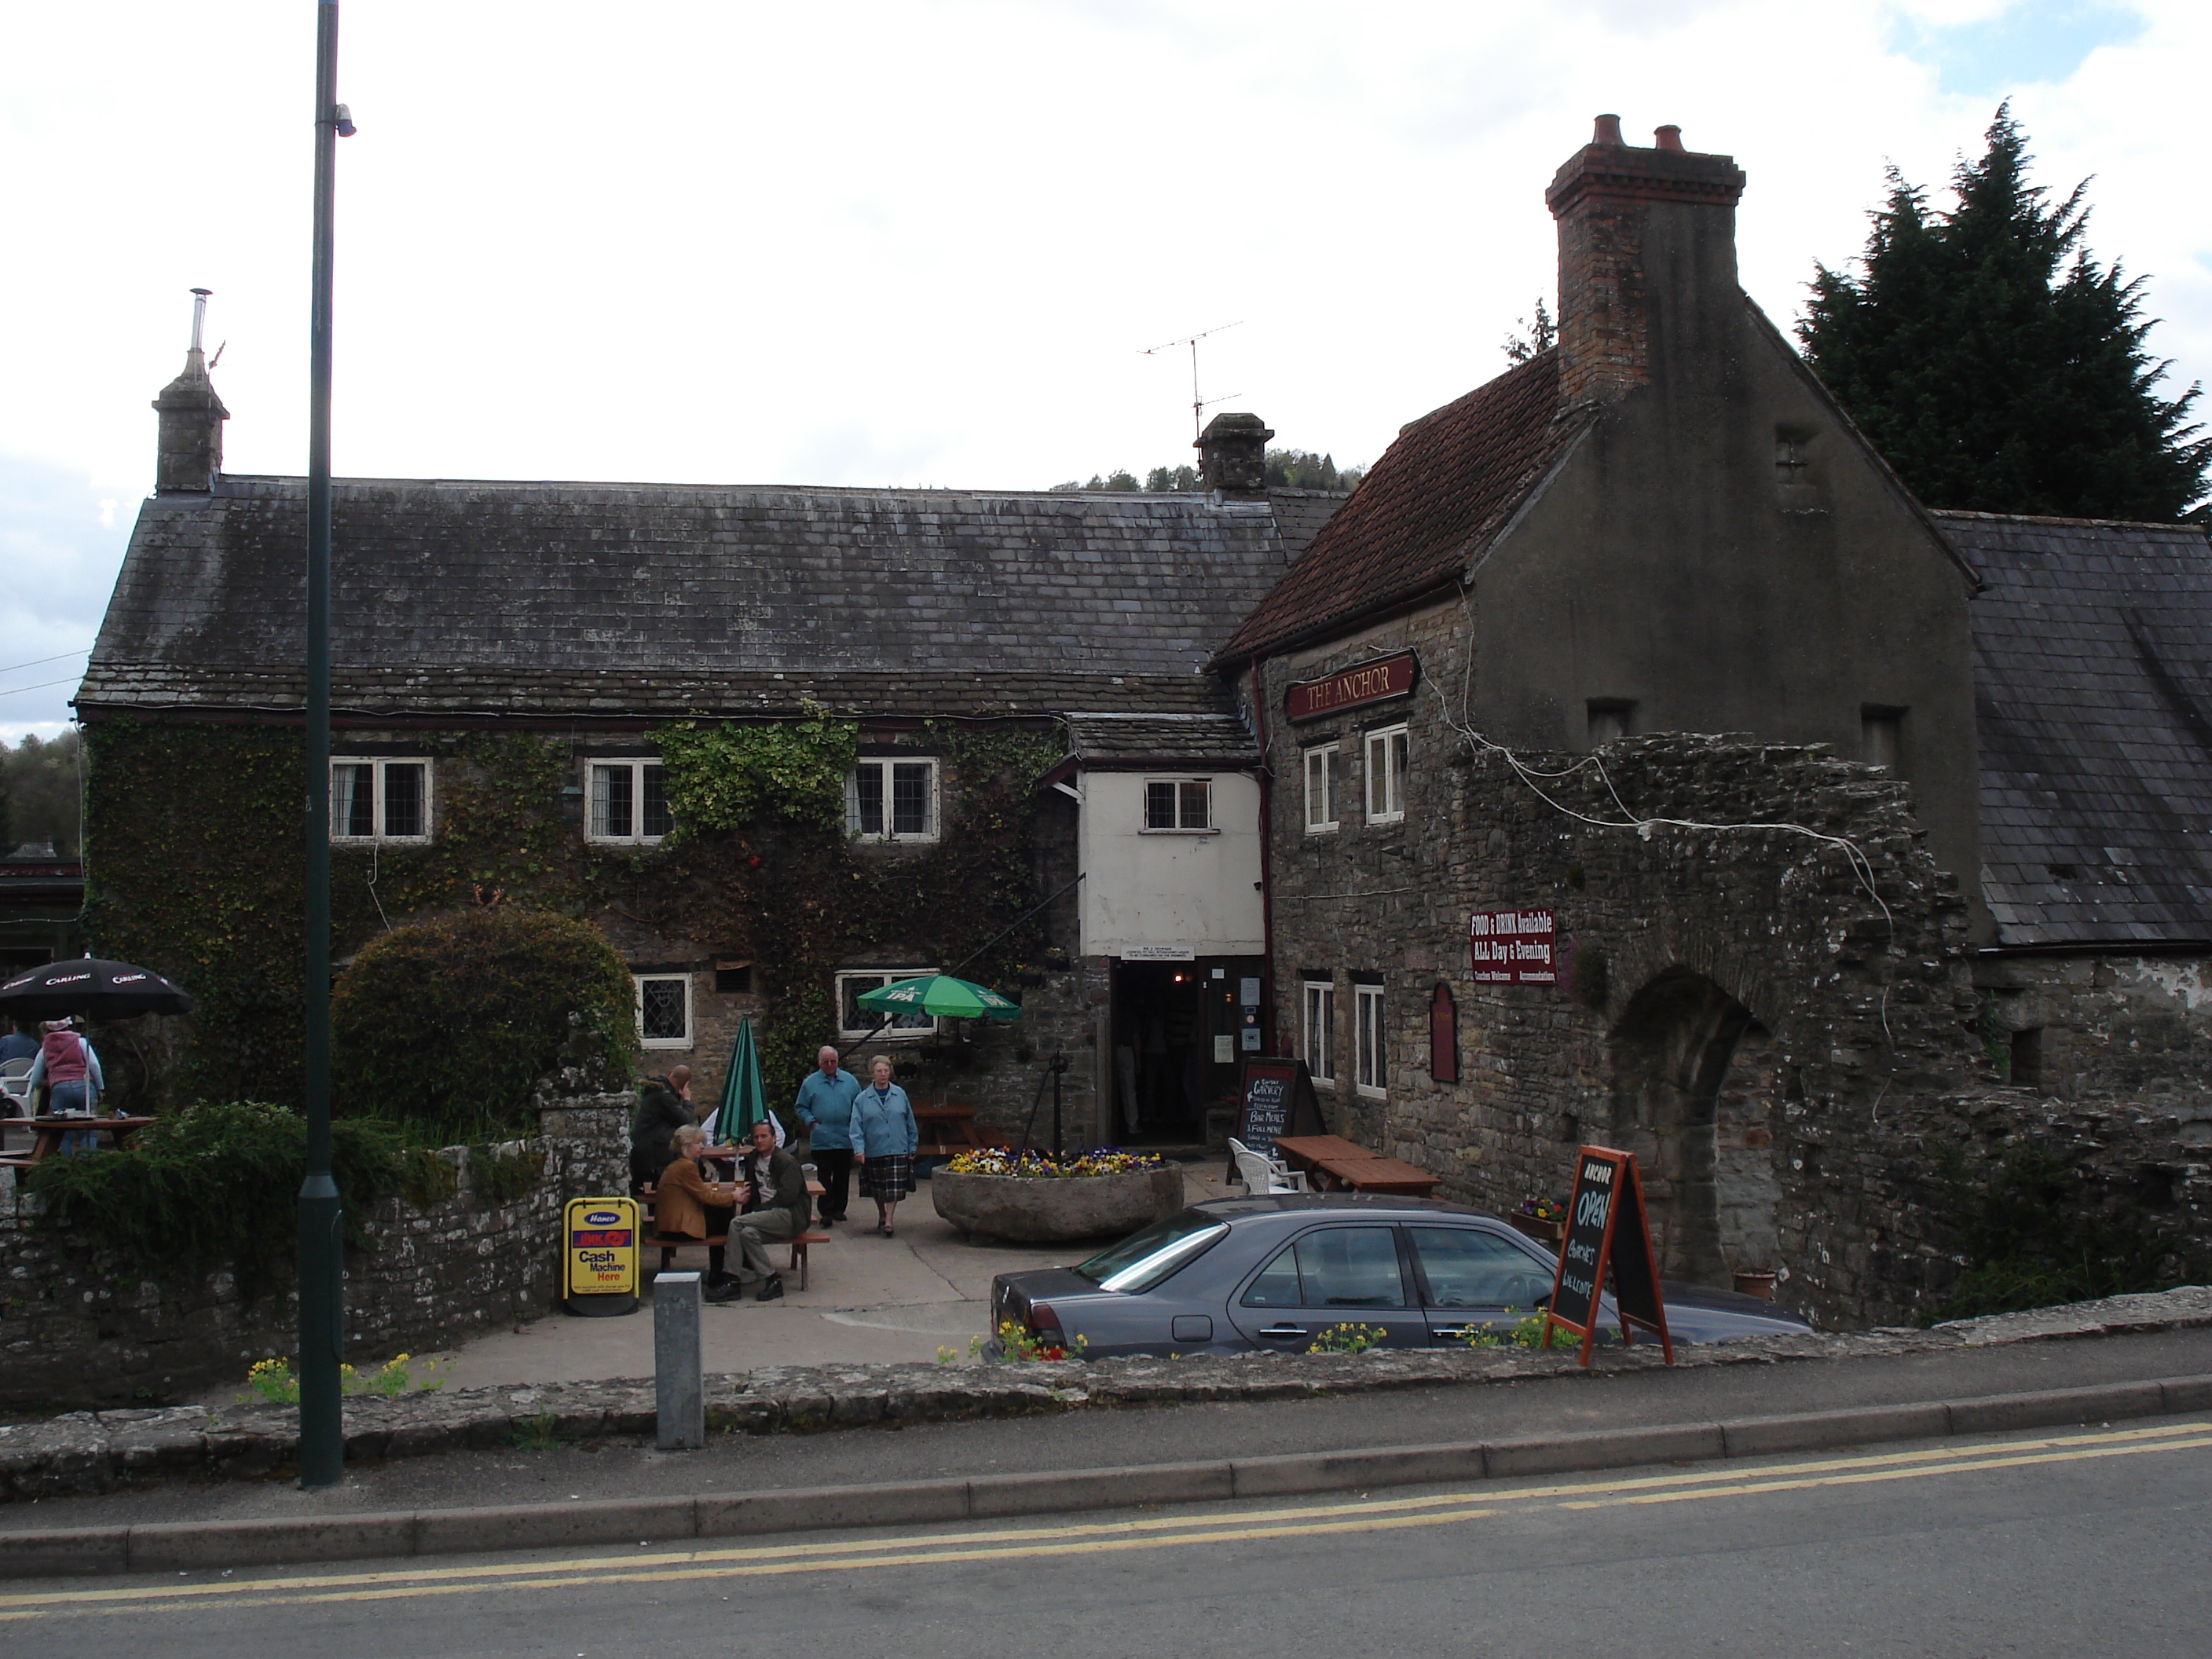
<box><xmin>1285</xmin><ymin>652</ymin><xmax>1418</xmax><ymax>722</ymax></box>
<box><xmin>1469</xmin><ymin>906</ymin><xmax>1556</xmax><ymax>984</ymax></box>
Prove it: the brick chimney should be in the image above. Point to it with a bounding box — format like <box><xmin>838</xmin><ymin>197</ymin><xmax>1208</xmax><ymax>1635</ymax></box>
<box><xmin>152</xmin><ymin>289</ymin><xmax>229</xmax><ymax>493</ymax></box>
<box><xmin>1545</xmin><ymin>116</ymin><xmax>1746</xmax><ymax>408</ymax></box>
<box><xmin>1196</xmin><ymin>412</ymin><xmax>1274</xmax><ymax>500</ymax></box>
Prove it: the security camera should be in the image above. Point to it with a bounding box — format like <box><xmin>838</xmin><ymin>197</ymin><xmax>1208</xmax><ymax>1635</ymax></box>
<box><xmin>334</xmin><ymin>103</ymin><xmax>357</xmax><ymax>137</ymax></box>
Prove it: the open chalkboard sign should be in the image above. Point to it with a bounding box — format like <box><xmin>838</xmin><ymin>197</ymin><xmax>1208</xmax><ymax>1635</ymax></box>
<box><xmin>1542</xmin><ymin>1145</ymin><xmax>1673</xmax><ymax>1366</ymax></box>
<box><xmin>1232</xmin><ymin>1057</ymin><xmax>1320</xmax><ymax>1163</ymax></box>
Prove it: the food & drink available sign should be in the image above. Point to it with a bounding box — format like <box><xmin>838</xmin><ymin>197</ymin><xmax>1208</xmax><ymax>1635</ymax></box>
<box><xmin>562</xmin><ymin>1196</ymin><xmax>641</xmax><ymax>1316</ymax></box>
<box><xmin>1469</xmin><ymin>906</ymin><xmax>1556</xmax><ymax>984</ymax></box>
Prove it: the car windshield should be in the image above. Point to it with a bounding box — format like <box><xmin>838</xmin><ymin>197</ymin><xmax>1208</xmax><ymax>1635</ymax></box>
<box><xmin>1072</xmin><ymin>1209</ymin><xmax>1229</xmax><ymax>1293</ymax></box>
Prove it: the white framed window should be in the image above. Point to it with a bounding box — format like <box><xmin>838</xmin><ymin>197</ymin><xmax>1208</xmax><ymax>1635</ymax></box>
<box><xmin>1302</xmin><ymin>979</ymin><xmax>1335</xmax><ymax>1085</ymax></box>
<box><xmin>1355</xmin><ymin>982</ymin><xmax>1386</xmax><ymax>1097</ymax></box>
<box><xmin>586</xmin><ymin>760</ymin><xmax>672</xmax><ymax>844</ymax></box>
<box><xmin>1303</xmin><ymin>745</ymin><xmax>1338</xmax><ymax>833</ymax></box>
<box><xmin>836</xmin><ymin>969</ymin><xmax>943</xmax><ymax>1042</ymax></box>
<box><xmin>1143</xmin><ymin>777</ymin><xmax>1214</xmax><ymax>832</ymax></box>
<box><xmin>331</xmin><ymin>758</ymin><xmax>432</xmax><ymax>844</ymax></box>
<box><xmin>635</xmin><ymin>973</ymin><xmax>691</xmax><ymax>1049</ymax></box>
<box><xmin>849</xmin><ymin>759</ymin><xmax>939</xmax><ymax>841</ymax></box>
<box><xmin>1364</xmin><ymin>724</ymin><xmax>1408</xmax><ymax>824</ymax></box>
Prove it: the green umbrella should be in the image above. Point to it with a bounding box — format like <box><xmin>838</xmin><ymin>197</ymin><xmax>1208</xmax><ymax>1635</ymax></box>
<box><xmin>854</xmin><ymin>972</ymin><xmax>1023</xmax><ymax>1022</ymax></box>
<box><xmin>715</xmin><ymin>1014</ymin><xmax>771</xmax><ymax>1140</ymax></box>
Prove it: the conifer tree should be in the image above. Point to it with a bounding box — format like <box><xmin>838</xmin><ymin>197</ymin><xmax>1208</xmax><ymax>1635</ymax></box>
<box><xmin>1799</xmin><ymin>107</ymin><xmax>2207</xmax><ymax>521</ymax></box>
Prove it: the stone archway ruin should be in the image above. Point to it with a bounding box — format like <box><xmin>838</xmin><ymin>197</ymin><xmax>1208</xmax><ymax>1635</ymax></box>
<box><xmin>1608</xmin><ymin>967</ymin><xmax>1784</xmax><ymax>1287</ymax></box>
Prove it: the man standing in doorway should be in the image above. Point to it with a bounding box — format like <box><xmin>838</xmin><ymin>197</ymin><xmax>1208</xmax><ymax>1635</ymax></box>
<box><xmin>793</xmin><ymin>1044</ymin><xmax>860</xmax><ymax>1226</ymax></box>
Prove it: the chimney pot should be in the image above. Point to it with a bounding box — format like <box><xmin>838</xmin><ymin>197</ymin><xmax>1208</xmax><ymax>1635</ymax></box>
<box><xmin>1592</xmin><ymin>113</ymin><xmax>1624</xmax><ymax>146</ymax></box>
<box><xmin>1195</xmin><ymin>412</ymin><xmax>1275</xmax><ymax>499</ymax></box>
<box><xmin>1654</xmin><ymin>124</ymin><xmax>1684</xmax><ymax>152</ymax></box>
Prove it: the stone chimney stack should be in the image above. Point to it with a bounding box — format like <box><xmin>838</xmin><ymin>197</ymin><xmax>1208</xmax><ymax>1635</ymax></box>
<box><xmin>1195</xmin><ymin>412</ymin><xmax>1274</xmax><ymax>500</ymax></box>
<box><xmin>1545</xmin><ymin>116</ymin><xmax>1746</xmax><ymax>408</ymax></box>
<box><xmin>152</xmin><ymin>288</ymin><xmax>229</xmax><ymax>493</ymax></box>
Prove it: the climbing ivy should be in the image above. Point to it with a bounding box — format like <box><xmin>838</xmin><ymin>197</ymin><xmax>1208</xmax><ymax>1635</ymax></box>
<box><xmin>82</xmin><ymin>710</ymin><xmax>1069</xmax><ymax>1120</ymax></box>
<box><xmin>655</xmin><ymin>705</ymin><xmax>858</xmax><ymax>836</ymax></box>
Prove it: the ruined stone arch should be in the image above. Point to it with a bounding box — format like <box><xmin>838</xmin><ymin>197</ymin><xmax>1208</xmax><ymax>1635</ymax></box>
<box><xmin>1607</xmin><ymin>967</ymin><xmax>1784</xmax><ymax>1287</ymax></box>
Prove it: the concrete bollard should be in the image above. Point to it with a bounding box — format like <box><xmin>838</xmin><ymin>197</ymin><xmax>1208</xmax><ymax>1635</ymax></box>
<box><xmin>654</xmin><ymin>1270</ymin><xmax>705</xmax><ymax>1450</ymax></box>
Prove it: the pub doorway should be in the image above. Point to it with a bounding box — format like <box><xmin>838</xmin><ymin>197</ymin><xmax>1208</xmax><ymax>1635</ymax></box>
<box><xmin>1109</xmin><ymin>957</ymin><xmax>1262</xmax><ymax>1144</ymax></box>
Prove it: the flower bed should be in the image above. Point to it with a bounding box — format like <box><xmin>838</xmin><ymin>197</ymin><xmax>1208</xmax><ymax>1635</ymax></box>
<box><xmin>932</xmin><ymin>1148</ymin><xmax>1185</xmax><ymax>1243</ymax></box>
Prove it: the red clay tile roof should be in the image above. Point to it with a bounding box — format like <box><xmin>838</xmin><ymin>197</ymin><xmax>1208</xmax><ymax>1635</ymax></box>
<box><xmin>1216</xmin><ymin>351</ymin><xmax>1587</xmax><ymax>662</ymax></box>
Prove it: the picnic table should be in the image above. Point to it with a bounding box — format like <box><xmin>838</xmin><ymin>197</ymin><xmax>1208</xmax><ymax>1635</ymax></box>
<box><xmin>911</xmin><ymin>1099</ymin><xmax>983</xmax><ymax>1155</ymax></box>
<box><xmin>0</xmin><ymin>1115</ymin><xmax>156</xmax><ymax>1170</ymax></box>
<box><xmin>1270</xmin><ymin>1133</ymin><xmax>1441</xmax><ymax>1197</ymax></box>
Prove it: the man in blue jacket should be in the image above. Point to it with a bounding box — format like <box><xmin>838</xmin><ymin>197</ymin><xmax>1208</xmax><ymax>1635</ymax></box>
<box><xmin>793</xmin><ymin>1045</ymin><xmax>861</xmax><ymax>1226</ymax></box>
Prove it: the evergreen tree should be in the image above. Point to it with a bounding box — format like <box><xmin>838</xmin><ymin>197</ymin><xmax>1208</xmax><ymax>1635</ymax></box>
<box><xmin>1502</xmin><ymin>298</ymin><xmax>1556</xmax><ymax>366</ymax></box>
<box><xmin>1799</xmin><ymin>107</ymin><xmax>2207</xmax><ymax>521</ymax></box>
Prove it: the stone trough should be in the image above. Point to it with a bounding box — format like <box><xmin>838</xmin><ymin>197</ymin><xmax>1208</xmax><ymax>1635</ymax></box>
<box><xmin>931</xmin><ymin>1165</ymin><xmax>1185</xmax><ymax>1243</ymax></box>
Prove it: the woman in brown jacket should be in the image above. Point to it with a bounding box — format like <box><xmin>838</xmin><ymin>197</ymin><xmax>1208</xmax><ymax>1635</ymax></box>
<box><xmin>655</xmin><ymin>1126</ymin><xmax>742</xmax><ymax>1295</ymax></box>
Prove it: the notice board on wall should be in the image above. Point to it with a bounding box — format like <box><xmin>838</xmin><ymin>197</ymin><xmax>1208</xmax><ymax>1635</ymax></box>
<box><xmin>1232</xmin><ymin>1057</ymin><xmax>1323</xmax><ymax>1161</ymax></box>
<box><xmin>1543</xmin><ymin>1146</ymin><xmax>1672</xmax><ymax>1365</ymax></box>
<box><xmin>1469</xmin><ymin>907</ymin><xmax>1557</xmax><ymax>985</ymax></box>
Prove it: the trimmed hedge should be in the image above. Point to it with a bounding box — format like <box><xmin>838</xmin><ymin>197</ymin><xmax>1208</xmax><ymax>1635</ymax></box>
<box><xmin>331</xmin><ymin>906</ymin><xmax>637</xmax><ymax>1142</ymax></box>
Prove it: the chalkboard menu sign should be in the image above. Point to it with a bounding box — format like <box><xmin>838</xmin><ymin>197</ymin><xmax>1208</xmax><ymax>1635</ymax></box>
<box><xmin>1232</xmin><ymin>1057</ymin><xmax>1320</xmax><ymax>1162</ymax></box>
<box><xmin>1542</xmin><ymin>1146</ymin><xmax>1673</xmax><ymax>1365</ymax></box>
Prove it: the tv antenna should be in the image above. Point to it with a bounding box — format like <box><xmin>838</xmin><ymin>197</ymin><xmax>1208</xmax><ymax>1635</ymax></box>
<box><xmin>1141</xmin><ymin>321</ymin><xmax>1243</xmax><ymax>440</ymax></box>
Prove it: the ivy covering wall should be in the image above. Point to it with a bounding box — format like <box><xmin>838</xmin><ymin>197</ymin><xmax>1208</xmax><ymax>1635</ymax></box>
<box><xmin>83</xmin><ymin>713</ymin><xmax>1064</xmax><ymax>1112</ymax></box>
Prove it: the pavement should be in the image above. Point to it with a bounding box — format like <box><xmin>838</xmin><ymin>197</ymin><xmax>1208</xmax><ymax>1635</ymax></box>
<box><xmin>186</xmin><ymin>1162</ymin><xmax>1239</xmax><ymax>1399</ymax></box>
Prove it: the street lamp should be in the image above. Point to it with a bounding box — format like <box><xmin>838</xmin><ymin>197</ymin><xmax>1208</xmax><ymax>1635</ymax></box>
<box><xmin>299</xmin><ymin>0</ymin><xmax>356</xmax><ymax>1491</ymax></box>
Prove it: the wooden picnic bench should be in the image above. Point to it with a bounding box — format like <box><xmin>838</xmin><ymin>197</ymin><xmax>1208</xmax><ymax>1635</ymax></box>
<box><xmin>637</xmin><ymin>1178</ymin><xmax>831</xmax><ymax>1289</ymax></box>
<box><xmin>0</xmin><ymin>1115</ymin><xmax>156</xmax><ymax>1172</ymax></box>
<box><xmin>1270</xmin><ymin>1133</ymin><xmax>1441</xmax><ymax>1197</ymax></box>
<box><xmin>911</xmin><ymin>1099</ymin><xmax>983</xmax><ymax>1157</ymax></box>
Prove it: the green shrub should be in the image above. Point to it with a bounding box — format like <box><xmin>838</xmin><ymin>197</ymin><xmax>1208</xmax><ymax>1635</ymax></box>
<box><xmin>25</xmin><ymin>1101</ymin><xmax>408</xmax><ymax>1297</ymax></box>
<box><xmin>331</xmin><ymin>906</ymin><xmax>637</xmax><ymax>1142</ymax></box>
<box><xmin>1919</xmin><ymin>1142</ymin><xmax>2193</xmax><ymax>1324</ymax></box>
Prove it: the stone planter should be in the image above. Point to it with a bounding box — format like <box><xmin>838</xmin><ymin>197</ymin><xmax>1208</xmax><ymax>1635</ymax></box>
<box><xmin>932</xmin><ymin>1166</ymin><xmax>1185</xmax><ymax>1243</ymax></box>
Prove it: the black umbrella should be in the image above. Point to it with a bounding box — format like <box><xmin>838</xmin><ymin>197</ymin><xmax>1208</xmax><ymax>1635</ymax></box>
<box><xmin>0</xmin><ymin>958</ymin><xmax>196</xmax><ymax>1020</ymax></box>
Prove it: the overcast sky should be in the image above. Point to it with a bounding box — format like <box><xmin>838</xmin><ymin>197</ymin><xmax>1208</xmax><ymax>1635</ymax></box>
<box><xmin>3</xmin><ymin>0</ymin><xmax>2204</xmax><ymax>740</ymax></box>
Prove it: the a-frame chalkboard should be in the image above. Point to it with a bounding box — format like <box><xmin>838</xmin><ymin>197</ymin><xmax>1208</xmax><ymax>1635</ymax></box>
<box><xmin>1542</xmin><ymin>1145</ymin><xmax>1673</xmax><ymax>1366</ymax></box>
<box><xmin>1231</xmin><ymin>1057</ymin><xmax>1323</xmax><ymax>1166</ymax></box>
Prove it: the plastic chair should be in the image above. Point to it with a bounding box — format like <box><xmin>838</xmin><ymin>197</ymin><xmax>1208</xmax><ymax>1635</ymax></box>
<box><xmin>1229</xmin><ymin>1137</ymin><xmax>1306</xmax><ymax>1195</ymax></box>
<box><xmin>0</xmin><ymin>1059</ymin><xmax>31</xmax><ymax>1118</ymax></box>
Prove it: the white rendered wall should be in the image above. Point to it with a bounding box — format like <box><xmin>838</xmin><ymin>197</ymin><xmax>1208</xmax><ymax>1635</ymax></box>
<box><xmin>1077</xmin><ymin>771</ymin><xmax>1265</xmax><ymax>957</ymax></box>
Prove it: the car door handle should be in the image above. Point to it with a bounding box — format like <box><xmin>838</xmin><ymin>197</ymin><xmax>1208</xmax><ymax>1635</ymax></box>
<box><xmin>1430</xmin><ymin>1324</ymin><xmax>1479</xmax><ymax>1339</ymax></box>
<box><xmin>1256</xmin><ymin>1324</ymin><xmax>1309</xmax><ymax>1339</ymax></box>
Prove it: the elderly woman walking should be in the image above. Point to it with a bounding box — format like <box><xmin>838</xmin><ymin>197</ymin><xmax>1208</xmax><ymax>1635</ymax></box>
<box><xmin>851</xmin><ymin>1053</ymin><xmax>919</xmax><ymax>1237</ymax></box>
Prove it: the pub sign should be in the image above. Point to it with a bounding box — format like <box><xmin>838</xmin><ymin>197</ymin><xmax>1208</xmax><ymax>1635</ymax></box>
<box><xmin>1469</xmin><ymin>906</ymin><xmax>1556</xmax><ymax>984</ymax></box>
<box><xmin>1285</xmin><ymin>651</ymin><xmax>1418</xmax><ymax>722</ymax></box>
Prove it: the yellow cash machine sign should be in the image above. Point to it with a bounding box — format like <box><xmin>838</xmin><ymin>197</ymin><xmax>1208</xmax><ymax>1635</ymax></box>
<box><xmin>563</xmin><ymin>1196</ymin><xmax>639</xmax><ymax>1302</ymax></box>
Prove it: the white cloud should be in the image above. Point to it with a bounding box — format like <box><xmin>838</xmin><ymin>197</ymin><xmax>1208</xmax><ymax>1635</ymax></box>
<box><xmin>2</xmin><ymin>0</ymin><xmax>2202</xmax><ymax>701</ymax></box>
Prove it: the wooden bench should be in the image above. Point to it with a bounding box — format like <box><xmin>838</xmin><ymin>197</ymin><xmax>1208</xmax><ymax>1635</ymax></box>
<box><xmin>639</xmin><ymin>1182</ymin><xmax>832</xmax><ymax>1290</ymax></box>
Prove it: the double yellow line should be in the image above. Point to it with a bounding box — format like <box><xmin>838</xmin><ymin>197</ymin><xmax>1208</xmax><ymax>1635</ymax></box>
<box><xmin>7</xmin><ymin>1419</ymin><xmax>2209</xmax><ymax>1622</ymax></box>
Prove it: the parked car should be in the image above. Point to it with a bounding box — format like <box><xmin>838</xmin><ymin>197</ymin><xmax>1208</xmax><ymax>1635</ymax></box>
<box><xmin>990</xmin><ymin>1192</ymin><xmax>1811</xmax><ymax>1357</ymax></box>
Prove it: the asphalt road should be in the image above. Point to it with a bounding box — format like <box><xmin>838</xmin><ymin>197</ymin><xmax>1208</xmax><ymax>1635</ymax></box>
<box><xmin>8</xmin><ymin>1415</ymin><xmax>2207</xmax><ymax>1658</ymax></box>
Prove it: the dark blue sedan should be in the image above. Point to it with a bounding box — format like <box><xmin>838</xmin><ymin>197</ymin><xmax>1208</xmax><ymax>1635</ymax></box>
<box><xmin>990</xmin><ymin>1192</ymin><xmax>1811</xmax><ymax>1357</ymax></box>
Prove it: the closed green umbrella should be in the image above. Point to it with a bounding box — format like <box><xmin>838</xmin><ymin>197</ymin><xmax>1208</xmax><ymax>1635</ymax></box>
<box><xmin>854</xmin><ymin>972</ymin><xmax>1023</xmax><ymax>1022</ymax></box>
<box><xmin>715</xmin><ymin>1014</ymin><xmax>771</xmax><ymax>1141</ymax></box>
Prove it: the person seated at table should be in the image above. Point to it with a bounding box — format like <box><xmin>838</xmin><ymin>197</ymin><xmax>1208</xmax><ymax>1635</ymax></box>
<box><xmin>653</xmin><ymin>1123</ymin><xmax>743</xmax><ymax>1295</ymax></box>
<box><xmin>630</xmin><ymin>1065</ymin><xmax>696</xmax><ymax>1192</ymax></box>
<box><xmin>24</xmin><ymin>1019</ymin><xmax>104</xmax><ymax>1155</ymax></box>
<box><xmin>721</xmin><ymin>1117</ymin><xmax>808</xmax><ymax>1303</ymax></box>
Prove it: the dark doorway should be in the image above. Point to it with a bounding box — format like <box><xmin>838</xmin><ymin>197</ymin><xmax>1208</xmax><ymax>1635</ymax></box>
<box><xmin>1110</xmin><ymin>957</ymin><xmax>1261</xmax><ymax>1144</ymax></box>
<box><xmin>1608</xmin><ymin>969</ymin><xmax>1778</xmax><ymax>1287</ymax></box>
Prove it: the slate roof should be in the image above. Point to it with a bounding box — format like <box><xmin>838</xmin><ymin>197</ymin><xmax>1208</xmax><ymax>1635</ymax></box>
<box><xmin>82</xmin><ymin>477</ymin><xmax>1297</xmax><ymax>723</ymax></box>
<box><xmin>1265</xmin><ymin>489</ymin><xmax>1351</xmax><ymax>562</ymax></box>
<box><xmin>1063</xmin><ymin>712</ymin><xmax>1259</xmax><ymax>767</ymax></box>
<box><xmin>1214</xmin><ymin>353</ymin><xmax>1591</xmax><ymax>662</ymax></box>
<box><xmin>1941</xmin><ymin>511</ymin><xmax>2212</xmax><ymax>947</ymax></box>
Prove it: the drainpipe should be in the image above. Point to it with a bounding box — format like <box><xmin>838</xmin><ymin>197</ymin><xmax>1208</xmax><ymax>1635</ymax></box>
<box><xmin>1245</xmin><ymin>660</ymin><xmax>1279</xmax><ymax>1057</ymax></box>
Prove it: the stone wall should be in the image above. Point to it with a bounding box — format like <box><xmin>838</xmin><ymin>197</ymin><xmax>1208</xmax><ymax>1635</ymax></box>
<box><xmin>1974</xmin><ymin>950</ymin><xmax>2212</xmax><ymax>1110</ymax></box>
<box><xmin>0</xmin><ymin>1093</ymin><xmax>629</xmax><ymax>1412</ymax></box>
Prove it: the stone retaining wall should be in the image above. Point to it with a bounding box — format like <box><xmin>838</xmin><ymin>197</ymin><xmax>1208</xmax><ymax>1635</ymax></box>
<box><xmin>2</xmin><ymin>1285</ymin><xmax>2203</xmax><ymax>1500</ymax></box>
<box><xmin>0</xmin><ymin>1093</ymin><xmax>630</xmax><ymax>1412</ymax></box>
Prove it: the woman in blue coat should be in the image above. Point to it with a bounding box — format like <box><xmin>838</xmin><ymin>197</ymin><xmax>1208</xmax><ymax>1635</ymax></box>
<box><xmin>851</xmin><ymin>1053</ymin><xmax>919</xmax><ymax>1237</ymax></box>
